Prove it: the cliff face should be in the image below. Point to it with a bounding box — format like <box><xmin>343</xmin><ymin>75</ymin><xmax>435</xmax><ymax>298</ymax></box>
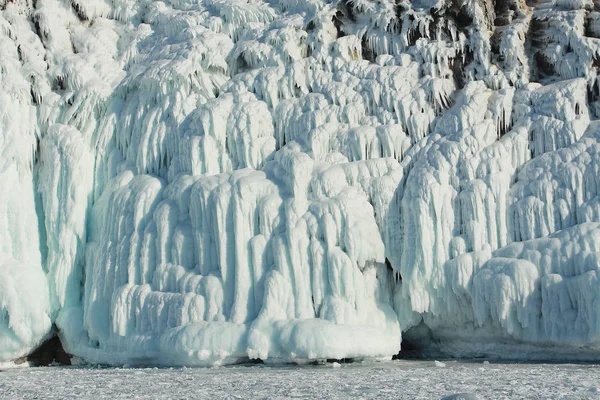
<box><xmin>1</xmin><ymin>0</ymin><xmax>600</xmax><ymax>365</ymax></box>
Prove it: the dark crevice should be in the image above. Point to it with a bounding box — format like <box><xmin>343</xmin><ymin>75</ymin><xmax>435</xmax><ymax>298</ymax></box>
<box><xmin>338</xmin><ymin>0</ymin><xmax>356</xmax><ymax>23</ymax></box>
<box><xmin>361</xmin><ymin>35</ymin><xmax>375</xmax><ymax>63</ymax></box>
<box><xmin>239</xmin><ymin>358</ymin><xmax>264</xmax><ymax>365</ymax></box>
<box><xmin>585</xmin><ymin>11</ymin><xmax>600</xmax><ymax>38</ymax></box>
<box><xmin>587</xmin><ymin>79</ymin><xmax>600</xmax><ymax>118</ymax></box>
<box><xmin>385</xmin><ymin>257</ymin><xmax>393</xmax><ymax>271</ymax></box>
<box><xmin>326</xmin><ymin>358</ymin><xmax>354</xmax><ymax>364</ymax></box>
<box><xmin>15</xmin><ymin>334</ymin><xmax>73</xmax><ymax>366</ymax></box>
<box><xmin>70</xmin><ymin>0</ymin><xmax>88</xmax><ymax>21</ymax></box>
<box><xmin>393</xmin><ymin>323</ymin><xmax>436</xmax><ymax>359</ymax></box>
<box><xmin>527</xmin><ymin>13</ymin><xmax>555</xmax><ymax>82</ymax></box>
<box><xmin>405</xmin><ymin>15</ymin><xmax>424</xmax><ymax>46</ymax></box>
<box><xmin>233</xmin><ymin>54</ymin><xmax>250</xmax><ymax>75</ymax></box>
<box><xmin>447</xmin><ymin>0</ymin><xmax>474</xmax><ymax>30</ymax></box>
<box><xmin>529</xmin><ymin>16</ymin><xmax>549</xmax><ymax>48</ymax></box>
<box><xmin>33</xmin><ymin>15</ymin><xmax>47</xmax><ymax>42</ymax></box>
<box><xmin>332</xmin><ymin>12</ymin><xmax>346</xmax><ymax>38</ymax></box>
<box><xmin>450</xmin><ymin>49</ymin><xmax>474</xmax><ymax>89</ymax></box>
<box><xmin>534</xmin><ymin>51</ymin><xmax>555</xmax><ymax>77</ymax></box>
<box><xmin>492</xmin><ymin>0</ymin><xmax>519</xmax><ymax>27</ymax></box>
<box><xmin>30</xmin><ymin>86</ymin><xmax>40</xmax><ymax>105</ymax></box>
<box><xmin>333</xmin><ymin>0</ymin><xmax>355</xmax><ymax>38</ymax></box>
<box><xmin>393</xmin><ymin>3</ymin><xmax>408</xmax><ymax>34</ymax></box>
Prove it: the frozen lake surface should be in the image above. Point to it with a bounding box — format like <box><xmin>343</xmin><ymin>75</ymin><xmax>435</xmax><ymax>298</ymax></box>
<box><xmin>1</xmin><ymin>360</ymin><xmax>599</xmax><ymax>399</ymax></box>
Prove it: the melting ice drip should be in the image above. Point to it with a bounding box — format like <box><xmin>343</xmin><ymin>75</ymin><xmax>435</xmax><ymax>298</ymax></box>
<box><xmin>1</xmin><ymin>0</ymin><xmax>600</xmax><ymax>365</ymax></box>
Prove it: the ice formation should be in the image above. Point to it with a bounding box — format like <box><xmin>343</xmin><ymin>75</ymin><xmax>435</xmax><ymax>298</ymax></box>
<box><xmin>2</xmin><ymin>0</ymin><xmax>600</xmax><ymax>365</ymax></box>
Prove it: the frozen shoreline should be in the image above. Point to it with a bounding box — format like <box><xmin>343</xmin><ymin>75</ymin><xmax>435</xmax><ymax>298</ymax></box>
<box><xmin>7</xmin><ymin>333</ymin><xmax>600</xmax><ymax>370</ymax></box>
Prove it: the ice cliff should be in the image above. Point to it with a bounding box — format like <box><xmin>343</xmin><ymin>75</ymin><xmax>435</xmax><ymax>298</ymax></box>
<box><xmin>2</xmin><ymin>0</ymin><xmax>600</xmax><ymax>365</ymax></box>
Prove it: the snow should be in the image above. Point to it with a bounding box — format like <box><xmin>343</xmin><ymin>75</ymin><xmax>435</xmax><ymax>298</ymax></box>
<box><xmin>0</xmin><ymin>258</ymin><xmax>51</xmax><ymax>362</ymax></box>
<box><xmin>1</xmin><ymin>361</ymin><xmax>600</xmax><ymax>399</ymax></box>
<box><xmin>2</xmin><ymin>0</ymin><xmax>600</xmax><ymax>366</ymax></box>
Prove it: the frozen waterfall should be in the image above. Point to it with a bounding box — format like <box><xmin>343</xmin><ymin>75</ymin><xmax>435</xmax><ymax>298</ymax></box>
<box><xmin>2</xmin><ymin>0</ymin><xmax>600</xmax><ymax>365</ymax></box>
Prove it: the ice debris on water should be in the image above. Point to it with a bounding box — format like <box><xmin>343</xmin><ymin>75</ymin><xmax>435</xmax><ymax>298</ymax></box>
<box><xmin>440</xmin><ymin>394</ymin><xmax>479</xmax><ymax>400</ymax></box>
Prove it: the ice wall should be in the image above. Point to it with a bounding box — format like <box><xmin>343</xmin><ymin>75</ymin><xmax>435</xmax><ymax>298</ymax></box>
<box><xmin>1</xmin><ymin>0</ymin><xmax>600</xmax><ymax>364</ymax></box>
<box><xmin>0</xmin><ymin>1</ymin><xmax>51</xmax><ymax>361</ymax></box>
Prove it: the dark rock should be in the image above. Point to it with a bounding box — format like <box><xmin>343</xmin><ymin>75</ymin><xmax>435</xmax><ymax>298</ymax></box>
<box><xmin>18</xmin><ymin>336</ymin><xmax>72</xmax><ymax>366</ymax></box>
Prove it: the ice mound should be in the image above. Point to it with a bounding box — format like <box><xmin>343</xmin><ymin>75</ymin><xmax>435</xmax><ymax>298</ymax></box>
<box><xmin>0</xmin><ymin>258</ymin><xmax>51</xmax><ymax>361</ymax></box>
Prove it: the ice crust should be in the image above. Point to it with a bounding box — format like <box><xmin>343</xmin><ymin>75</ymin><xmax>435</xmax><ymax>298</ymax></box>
<box><xmin>2</xmin><ymin>0</ymin><xmax>600</xmax><ymax>364</ymax></box>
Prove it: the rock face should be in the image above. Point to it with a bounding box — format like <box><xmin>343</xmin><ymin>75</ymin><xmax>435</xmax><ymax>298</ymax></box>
<box><xmin>1</xmin><ymin>0</ymin><xmax>600</xmax><ymax>365</ymax></box>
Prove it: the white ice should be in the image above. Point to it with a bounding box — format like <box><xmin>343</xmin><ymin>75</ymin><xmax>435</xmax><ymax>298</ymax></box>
<box><xmin>1</xmin><ymin>0</ymin><xmax>600</xmax><ymax>365</ymax></box>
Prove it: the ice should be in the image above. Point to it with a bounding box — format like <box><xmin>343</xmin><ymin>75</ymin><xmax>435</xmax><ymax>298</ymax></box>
<box><xmin>441</xmin><ymin>394</ymin><xmax>479</xmax><ymax>400</ymax></box>
<box><xmin>0</xmin><ymin>258</ymin><xmax>51</xmax><ymax>362</ymax></box>
<box><xmin>2</xmin><ymin>0</ymin><xmax>600</xmax><ymax>365</ymax></box>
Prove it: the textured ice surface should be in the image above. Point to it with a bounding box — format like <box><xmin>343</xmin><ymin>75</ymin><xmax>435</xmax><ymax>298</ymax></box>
<box><xmin>2</xmin><ymin>0</ymin><xmax>600</xmax><ymax>364</ymax></box>
<box><xmin>1</xmin><ymin>362</ymin><xmax>600</xmax><ymax>399</ymax></box>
